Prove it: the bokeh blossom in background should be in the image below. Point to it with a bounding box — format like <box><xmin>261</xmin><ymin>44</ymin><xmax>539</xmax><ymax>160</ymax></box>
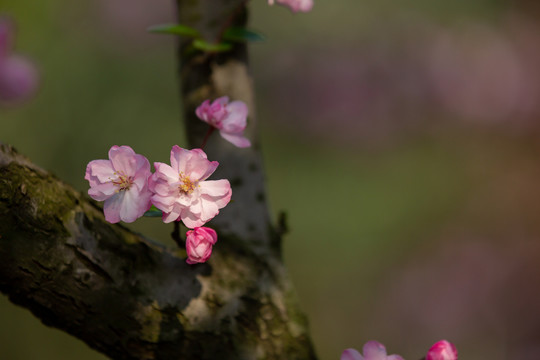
<box><xmin>0</xmin><ymin>16</ymin><xmax>38</xmax><ymax>105</ymax></box>
<box><xmin>426</xmin><ymin>340</ymin><xmax>458</xmax><ymax>360</ymax></box>
<box><xmin>268</xmin><ymin>0</ymin><xmax>313</xmax><ymax>13</ymax></box>
<box><xmin>341</xmin><ymin>341</ymin><xmax>404</xmax><ymax>360</ymax></box>
<box><xmin>195</xmin><ymin>97</ymin><xmax>251</xmax><ymax>148</ymax></box>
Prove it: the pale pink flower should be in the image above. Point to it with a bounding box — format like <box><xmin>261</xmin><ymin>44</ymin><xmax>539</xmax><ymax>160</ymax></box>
<box><xmin>341</xmin><ymin>341</ymin><xmax>404</xmax><ymax>360</ymax></box>
<box><xmin>195</xmin><ymin>96</ymin><xmax>251</xmax><ymax>148</ymax></box>
<box><xmin>426</xmin><ymin>340</ymin><xmax>458</xmax><ymax>360</ymax></box>
<box><xmin>149</xmin><ymin>146</ymin><xmax>232</xmax><ymax>228</ymax></box>
<box><xmin>268</xmin><ymin>0</ymin><xmax>313</xmax><ymax>13</ymax></box>
<box><xmin>0</xmin><ymin>17</ymin><xmax>38</xmax><ymax>105</ymax></box>
<box><xmin>185</xmin><ymin>227</ymin><xmax>217</xmax><ymax>264</ymax></box>
<box><xmin>85</xmin><ymin>145</ymin><xmax>152</xmax><ymax>223</ymax></box>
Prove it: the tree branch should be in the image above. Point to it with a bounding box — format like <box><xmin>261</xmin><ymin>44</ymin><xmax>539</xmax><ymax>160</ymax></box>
<box><xmin>0</xmin><ymin>143</ymin><xmax>316</xmax><ymax>359</ymax></box>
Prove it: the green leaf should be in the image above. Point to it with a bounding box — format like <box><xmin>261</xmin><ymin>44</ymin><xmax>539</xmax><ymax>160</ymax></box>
<box><xmin>192</xmin><ymin>39</ymin><xmax>232</xmax><ymax>53</ymax></box>
<box><xmin>223</xmin><ymin>27</ymin><xmax>265</xmax><ymax>43</ymax></box>
<box><xmin>143</xmin><ymin>206</ymin><xmax>162</xmax><ymax>218</ymax></box>
<box><xmin>147</xmin><ymin>24</ymin><xmax>200</xmax><ymax>38</ymax></box>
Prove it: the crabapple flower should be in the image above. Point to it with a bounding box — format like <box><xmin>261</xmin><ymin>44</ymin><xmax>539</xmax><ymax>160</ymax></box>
<box><xmin>149</xmin><ymin>146</ymin><xmax>232</xmax><ymax>228</ymax></box>
<box><xmin>0</xmin><ymin>17</ymin><xmax>38</xmax><ymax>105</ymax></box>
<box><xmin>85</xmin><ymin>145</ymin><xmax>152</xmax><ymax>223</ymax></box>
<box><xmin>195</xmin><ymin>96</ymin><xmax>251</xmax><ymax>148</ymax></box>
<box><xmin>341</xmin><ymin>341</ymin><xmax>404</xmax><ymax>360</ymax></box>
<box><xmin>268</xmin><ymin>0</ymin><xmax>313</xmax><ymax>13</ymax></box>
<box><xmin>185</xmin><ymin>227</ymin><xmax>217</xmax><ymax>264</ymax></box>
<box><xmin>426</xmin><ymin>340</ymin><xmax>458</xmax><ymax>360</ymax></box>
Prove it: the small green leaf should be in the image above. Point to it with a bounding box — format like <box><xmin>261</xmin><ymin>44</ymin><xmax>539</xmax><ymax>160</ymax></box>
<box><xmin>223</xmin><ymin>27</ymin><xmax>265</xmax><ymax>43</ymax></box>
<box><xmin>147</xmin><ymin>24</ymin><xmax>200</xmax><ymax>38</ymax></box>
<box><xmin>143</xmin><ymin>206</ymin><xmax>162</xmax><ymax>218</ymax></box>
<box><xmin>192</xmin><ymin>39</ymin><xmax>232</xmax><ymax>53</ymax></box>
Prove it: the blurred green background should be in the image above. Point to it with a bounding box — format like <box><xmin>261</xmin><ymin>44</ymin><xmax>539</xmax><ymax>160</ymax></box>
<box><xmin>2</xmin><ymin>0</ymin><xmax>540</xmax><ymax>359</ymax></box>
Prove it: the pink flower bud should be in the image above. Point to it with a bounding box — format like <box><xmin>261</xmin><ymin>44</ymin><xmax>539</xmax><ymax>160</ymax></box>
<box><xmin>426</xmin><ymin>340</ymin><xmax>458</xmax><ymax>360</ymax></box>
<box><xmin>185</xmin><ymin>227</ymin><xmax>218</xmax><ymax>264</ymax></box>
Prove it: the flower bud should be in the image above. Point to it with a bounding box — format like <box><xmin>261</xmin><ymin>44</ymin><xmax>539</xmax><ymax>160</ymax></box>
<box><xmin>185</xmin><ymin>227</ymin><xmax>218</xmax><ymax>264</ymax></box>
<box><xmin>426</xmin><ymin>340</ymin><xmax>458</xmax><ymax>360</ymax></box>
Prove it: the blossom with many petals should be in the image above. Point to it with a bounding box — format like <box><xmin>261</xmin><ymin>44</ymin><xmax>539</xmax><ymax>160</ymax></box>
<box><xmin>0</xmin><ymin>17</ymin><xmax>38</xmax><ymax>105</ymax></box>
<box><xmin>195</xmin><ymin>96</ymin><xmax>251</xmax><ymax>148</ymax></box>
<box><xmin>85</xmin><ymin>145</ymin><xmax>152</xmax><ymax>223</ymax></box>
<box><xmin>268</xmin><ymin>0</ymin><xmax>313</xmax><ymax>13</ymax></box>
<box><xmin>341</xmin><ymin>341</ymin><xmax>404</xmax><ymax>360</ymax></box>
<box><xmin>426</xmin><ymin>340</ymin><xmax>458</xmax><ymax>360</ymax></box>
<box><xmin>149</xmin><ymin>146</ymin><xmax>232</xmax><ymax>228</ymax></box>
<box><xmin>185</xmin><ymin>227</ymin><xmax>217</xmax><ymax>264</ymax></box>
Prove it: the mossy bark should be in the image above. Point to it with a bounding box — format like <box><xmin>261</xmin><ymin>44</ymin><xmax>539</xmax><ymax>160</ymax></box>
<box><xmin>0</xmin><ymin>1</ymin><xmax>317</xmax><ymax>359</ymax></box>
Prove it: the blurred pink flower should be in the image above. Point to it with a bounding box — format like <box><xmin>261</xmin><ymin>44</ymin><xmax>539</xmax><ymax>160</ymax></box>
<box><xmin>149</xmin><ymin>146</ymin><xmax>232</xmax><ymax>228</ymax></box>
<box><xmin>426</xmin><ymin>340</ymin><xmax>457</xmax><ymax>360</ymax></box>
<box><xmin>341</xmin><ymin>341</ymin><xmax>404</xmax><ymax>360</ymax></box>
<box><xmin>268</xmin><ymin>0</ymin><xmax>313</xmax><ymax>13</ymax></box>
<box><xmin>85</xmin><ymin>145</ymin><xmax>152</xmax><ymax>223</ymax></box>
<box><xmin>0</xmin><ymin>17</ymin><xmax>38</xmax><ymax>105</ymax></box>
<box><xmin>185</xmin><ymin>227</ymin><xmax>217</xmax><ymax>264</ymax></box>
<box><xmin>195</xmin><ymin>96</ymin><xmax>251</xmax><ymax>148</ymax></box>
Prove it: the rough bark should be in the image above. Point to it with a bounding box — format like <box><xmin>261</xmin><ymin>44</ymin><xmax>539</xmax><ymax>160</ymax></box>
<box><xmin>0</xmin><ymin>1</ymin><xmax>317</xmax><ymax>359</ymax></box>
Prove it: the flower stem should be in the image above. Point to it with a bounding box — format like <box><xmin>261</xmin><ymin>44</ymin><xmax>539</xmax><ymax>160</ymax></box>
<box><xmin>200</xmin><ymin>126</ymin><xmax>215</xmax><ymax>149</ymax></box>
<box><xmin>171</xmin><ymin>221</ymin><xmax>185</xmax><ymax>248</ymax></box>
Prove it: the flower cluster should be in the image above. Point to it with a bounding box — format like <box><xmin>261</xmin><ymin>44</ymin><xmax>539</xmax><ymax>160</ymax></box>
<box><xmin>85</xmin><ymin>97</ymin><xmax>250</xmax><ymax>264</ymax></box>
<box><xmin>0</xmin><ymin>17</ymin><xmax>38</xmax><ymax>105</ymax></box>
<box><xmin>341</xmin><ymin>340</ymin><xmax>457</xmax><ymax>360</ymax></box>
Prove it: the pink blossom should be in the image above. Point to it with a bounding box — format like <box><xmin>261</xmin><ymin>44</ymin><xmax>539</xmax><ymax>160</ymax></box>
<box><xmin>195</xmin><ymin>96</ymin><xmax>251</xmax><ymax>148</ymax></box>
<box><xmin>268</xmin><ymin>0</ymin><xmax>313</xmax><ymax>13</ymax></box>
<box><xmin>85</xmin><ymin>145</ymin><xmax>152</xmax><ymax>223</ymax></box>
<box><xmin>426</xmin><ymin>340</ymin><xmax>457</xmax><ymax>360</ymax></box>
<box><xmin>341</xmin><ymin>341</ymin><xmax>404</xmax><ymax>360</ymax></box>
<box><xmin>0</xmin><ymin>17</ymin><xmax>38</xmax><ymax>105</ymax></box>
<box><xmin>149</xmin><ymin>145</ymin><xmax>232</xmax><ymax>228</ymax></box>
<box><xmin>185</xmin><ymin>227</ymin><xmax>217</xmax><ymax>264</ymax></box>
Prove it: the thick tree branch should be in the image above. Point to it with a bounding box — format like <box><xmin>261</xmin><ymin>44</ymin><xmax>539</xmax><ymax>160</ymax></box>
<box><xmin>0</xmin><ymin>143</ymin><xmax>316</xmax><ymax>359</ymax></box>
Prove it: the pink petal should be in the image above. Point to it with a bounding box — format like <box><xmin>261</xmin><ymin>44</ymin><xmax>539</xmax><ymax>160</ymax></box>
<box><xmin>170</xmin><ymin>145</ymin><xmax>191</xmax><ymax>174</ymax></box>
<box><xmin>103</xmin><ymin>192</ymin><xmax>124</xmax><ymax>223</ymax></box>
<box><xmin>219</xmin><ymin>131</ymin><xmax>251</xmax><ymax>148</ymax></box>
<box><xmin>150</xmin><ymin>193</ymin><xmax>175</xmax><ymax>213</ymax></box>
<box><xmin>362</xmin><ymin>341</ymin><xmax>388</xmax><ymax>360</ymax></box>
<box><xmin>153</xmin><ymin>162</ymin><xmax>179</xmax><ymax>182</ymax></box>
<box><xmin>109</xmin><ymin>145</ymin><xmax>137</xmax><ymax>176</ymax></box>
<box><xmin>215</xmin><ymin>96</ymin><xmax>229</xmax><ymax>105</ymax></box>
<box><xmin>180</xmin><ymin>209</ymin><xmax>206</xmax><ymax>228</ymax></box>
<box><xmin>387</xmin><ymin>356</ymin><xmax>405</xmax><ymax>360</ymax></box>
<box><xmin>221</xmin><ymin>100</ymin><xmax>248</xmax><ymax>133</ymax></box>
<box><xmin>341</xmin><ymin>348</ymin><xmax>364</xmax><ymax>360</ymax></box>
<box><xmin>176</xmin><ymin>147</ymin><xmax>217</xmax><ymax>181</ymax></box>
<box><xmin>88</xmin><ymin>182</ymin><xmax>117</xmax><ymax>201</ymax></box>
<box><xmin>198</xmin><ymin>197</ymin><xmax>220</xmax><ymax>222</ymax></box>
<box><xmin>162</xmin><ymin>209</ymin><xmax>181</xmax><ymax>223</ymax></box>
<box><xmin>85</xmin><ymin>159</ymin><xmax>115</xmax><ymax>186</ymax></box>
<box><xmin>199</xmin><ymin>180</ymin><xmax>232</xmax><ymax>208</ymax></box>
